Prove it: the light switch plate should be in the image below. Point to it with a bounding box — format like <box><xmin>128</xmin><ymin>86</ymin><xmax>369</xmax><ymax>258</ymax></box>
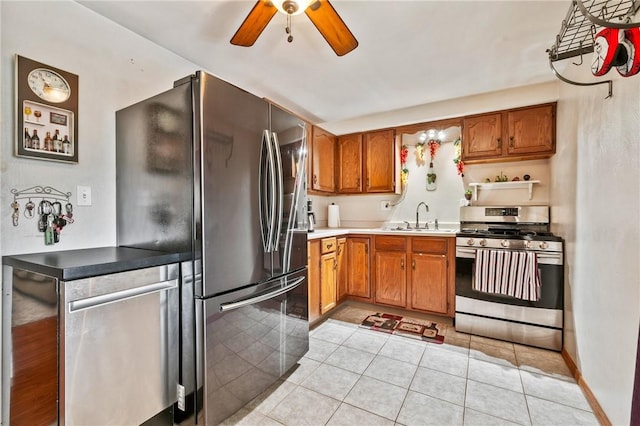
<box><xmin>77</xmin><ymin>185</ymin><xmax>92</xmax><ymax>206</ymax></box>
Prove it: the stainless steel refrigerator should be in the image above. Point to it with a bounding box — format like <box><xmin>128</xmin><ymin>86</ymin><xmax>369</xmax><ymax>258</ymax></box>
<box><xmin>115</xmin><ymin>71</ymin><xmax>309</xmax><ymax>425</ymax></box>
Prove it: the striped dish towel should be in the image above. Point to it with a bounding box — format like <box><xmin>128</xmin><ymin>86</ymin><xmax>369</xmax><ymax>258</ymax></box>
<box><xmin>473</xmin><ymin>249</ymin><xmax>541</xmax><ymax>301</ymax></box>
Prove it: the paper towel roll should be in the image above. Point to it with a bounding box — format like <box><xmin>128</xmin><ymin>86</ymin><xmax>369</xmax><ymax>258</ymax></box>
<box><xmin>328</xmin><ymin>203</ymin><xmax>341</xmax><ymax>228</ymax></box>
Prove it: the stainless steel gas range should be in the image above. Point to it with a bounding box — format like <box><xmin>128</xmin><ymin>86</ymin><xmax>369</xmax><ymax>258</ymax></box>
<box><xmin>455</xmin><ymin>206</ymin><xmax>564</xmax><ymax>351</ymax></box>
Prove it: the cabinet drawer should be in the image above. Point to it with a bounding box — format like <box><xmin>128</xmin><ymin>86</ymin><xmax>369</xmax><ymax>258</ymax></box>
<box><xmin>321</xmin><ymin>237</ymin><xmax>337</xmax><ymax>254</ymax></box>
<box><xmin>375</xmin><ymin>236</ymin><xmax>406</xmax><ymax>251</ymax></box>
<box><xmin>412</xmin><ymin>237</ymin><xmax>448</xmax><ymax>254</ymax></box>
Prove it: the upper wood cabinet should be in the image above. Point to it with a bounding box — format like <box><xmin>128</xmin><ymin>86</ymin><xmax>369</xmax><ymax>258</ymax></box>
<box><xmin>507</xmin><ymin>104</ymin><xmax>555</xmax><ymax>156</ymax></box>
<box><xmin>461</xmin><ymin>103</ymin><xmax>556</xmax><ymax>163</ymax></box>
<box><xmin>461</xmin><ymin>112</ymin><xmax>503</xmax><ymax>161</ymax></box>
<box><xmin>310</xmin><ymin>126</ymin><xmax>336</xmax><ymax>193</ymax></box>
<box><xmin>335</xmin><ymin>129</ymin><xmax>397</xmax><ymax>194</ymax></box>
<box><xmin>364</xmin><ymin>129</ymin><xmax>396</xmax><ymax>193</ymax></box>
<box><xmin>337</xmin><ymin>133</ymin><xmax>363</xmax><ymax>193</ymax></box>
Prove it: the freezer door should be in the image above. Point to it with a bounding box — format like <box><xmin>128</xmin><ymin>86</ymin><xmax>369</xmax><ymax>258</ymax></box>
<box><xmin>197</xmin><ymin>268</ymin><xmax>308</xmax><ymax>425</ymax></box>
<box><xmin>197</xmin><ymin>72</ymin><xmax>271</xmax><ymax>297</ymax></box>
<box><xmin>269</xmin><ymin>105</ymin><xmax>308</xmax><ymax>277</ymax></box>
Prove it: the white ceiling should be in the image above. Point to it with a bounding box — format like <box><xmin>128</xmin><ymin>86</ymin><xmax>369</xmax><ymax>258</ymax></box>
<box><xmin>79</xmin><ymin>0</ymin><xmax>569</xmax><ymax>129</ymax></box>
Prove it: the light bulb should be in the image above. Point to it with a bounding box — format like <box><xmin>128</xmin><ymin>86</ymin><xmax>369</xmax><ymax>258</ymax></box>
<box><xmin>428</xmin><ymin>129</ymin><xmax>436</xmax><ymax>138</ymax></box>
<box><xmin>438</xmin><ymin>131</ymin><xmax>445</xmax><ymax>140</ymax></box>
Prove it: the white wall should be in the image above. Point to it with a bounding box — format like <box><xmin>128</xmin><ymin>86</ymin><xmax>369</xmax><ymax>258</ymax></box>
<box><xmin>1</xmin><ymin>0</ymin><xmax>199</xmax><ymax>256</ymax></box>
<box><xmin>551</xmin><ymin>62</ymin><xmax>640</xmax><ymax>425</ymax></box>
<box><xmin>0</xmin><ymin>3</ymin><xmax>200</xmax><ymax>420</ymax></box>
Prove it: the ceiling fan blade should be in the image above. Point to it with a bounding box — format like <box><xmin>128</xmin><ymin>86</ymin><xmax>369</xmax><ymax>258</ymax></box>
<box><xmin>305</xmin><ymin>0</ymin><xmax>358</xmax><ymax>56</ymax></box>
<box><xmin>230</xmin><ymin>0</ymin><xmax>277</xmax><ymax>47</ymax></box>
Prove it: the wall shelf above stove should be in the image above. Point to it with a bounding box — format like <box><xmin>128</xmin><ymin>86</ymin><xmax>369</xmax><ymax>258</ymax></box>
<box><xmin>468</xmin><ymin>180</ymin><xmax>541</xmax><ymax>201</ymax></box>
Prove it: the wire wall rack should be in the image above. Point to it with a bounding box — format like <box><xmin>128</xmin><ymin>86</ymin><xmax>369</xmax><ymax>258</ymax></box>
<box><xmin>547</xmin><ymin>0</ymin><xmax>640</xmax><ymax>97</ymax></box>
<box><xmin>11</xmin><ymin>185</ymin><xmax>72</xmax><ymax>203</ymax></box>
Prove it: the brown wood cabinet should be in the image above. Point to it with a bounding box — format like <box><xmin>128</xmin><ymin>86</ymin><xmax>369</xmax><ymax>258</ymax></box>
<box><xmin>307</xmin><ymin>240</ymin><xmax>321</xmax><ymax>323</ymax></box>
<box><xmin>461</xmin><ymin>103</ymin><xmax>556</xmax><ymax>164</ymax></box>
<box><xmin>336</xmin><ymin>134</ymin><xmax>363</xmax><ymax>193</ymax></box>
<box><xmin>374</xmin><ymin>250</ymin><xmax>407</xmax><ymax>308</ymax></box>
<box><xmin>310</xmin><ymin>126</ymin><xmax>336</xmax><ymax>193</ymax></box>
<box><xmin>346</xmin><ymin>237</ymin><xmax>371</xmax><ymax>299</ymax></box>
<box><xmin>336</xmin><ymin>237</ymin><xmax>348</xmax><ymax>302</ymax></box>
<box><xmin>334</xmin><ymin>129</ymin><xmax>397</xmax><ymax>194</ymax></box>
<box><xmin>364</xmin><ymin>129</ymin><xmax>396</xmax><ymax>193</ymax></box>
<box><xmin>371</xmin><ymin>235</ymin><xmax>455</xmax><ymax>317</ymax></box>
<box><xmin>308</xmin><ymin>237</ymin><xmax>339</xmax><ymax>321</ymax></box>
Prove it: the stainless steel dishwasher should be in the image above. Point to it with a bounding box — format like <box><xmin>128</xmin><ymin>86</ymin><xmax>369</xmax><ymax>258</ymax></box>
<box><xmin>62</xmin><ymin>264</ymin><xmax>179</xmax><ymax>425</ymax></box>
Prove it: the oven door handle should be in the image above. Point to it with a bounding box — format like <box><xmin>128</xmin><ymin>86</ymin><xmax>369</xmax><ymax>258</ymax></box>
<box><xmin>456</xmin><ymin>247</ymin><xmax>563</xmax><ymax>264</ymax></box>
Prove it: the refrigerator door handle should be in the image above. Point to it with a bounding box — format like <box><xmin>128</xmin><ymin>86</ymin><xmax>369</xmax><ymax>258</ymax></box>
<box><xmin>271</xmin><ymin>132</ymin><xmax>284</xmax><ymax>251</ymax></box>
<box><xmin>259</xmin><ymin>129</ymin><xmax>276</xmax><ymax>252</ymax></box>
<box><xmin>219</xmin><ymin>276</ymin><xmax>305</xmax><ymax>312</ymax></box>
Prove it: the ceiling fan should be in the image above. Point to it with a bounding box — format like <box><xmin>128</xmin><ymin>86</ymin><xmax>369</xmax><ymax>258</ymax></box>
<box><xmin>230</xmin><ymin>0</ymin><xmax>358</xmax><ymax>56</ymax></box>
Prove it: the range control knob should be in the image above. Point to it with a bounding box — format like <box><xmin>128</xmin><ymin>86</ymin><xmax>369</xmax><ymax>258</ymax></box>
<box><xmin>500</xmin><ymin>239</ymin><xmax>509</xmax><ymax>248</ymax></box>
<box><xmin>539</xmin><ymin>241</ymin><xmax>549</xmax><ymax>250</ymax></box>
<box><xmin>523</xmin><ymin>240</ymin><xmax>532</xmax><ymax>249</ymax></box>
<box><xmin>467</xmin><ymin>239</ymin><xmax>475</xmax><ymax>246</ymax></box>
<box><xmin>479</xmin><ymin>239</ymin><xmax>487</xmax><ymax>247</ymax></box>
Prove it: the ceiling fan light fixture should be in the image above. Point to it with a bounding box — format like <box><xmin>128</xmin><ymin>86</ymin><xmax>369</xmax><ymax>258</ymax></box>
<box><xmin>272</xmin><ymin>0</ymin><xmax>314</xmax><ymax>16</ymax></box>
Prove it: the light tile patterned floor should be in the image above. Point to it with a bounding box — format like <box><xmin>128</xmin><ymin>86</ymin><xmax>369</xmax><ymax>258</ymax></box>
<box><xmin>222</xmin><ymin>303</ymin><xmax>599</xmax><ymax>426</ymax></box>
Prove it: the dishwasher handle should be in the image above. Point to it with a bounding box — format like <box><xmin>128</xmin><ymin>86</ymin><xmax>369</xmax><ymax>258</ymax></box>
<box><xmin>68</xmin><ymin>279</ymin><xmax>178</xmax><ymax>313</ymax></box>
<box><xmin>220</xmin><ymin>276</ymin><xmax>305</xmax><ymax>313</ymax></box>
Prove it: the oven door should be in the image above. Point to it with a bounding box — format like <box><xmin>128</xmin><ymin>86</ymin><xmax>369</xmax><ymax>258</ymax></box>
<box><xmin>455</xmin><ymin>247</ymin><xmax>564</xmax><ymax>350</ymax></box>
<box><xmin>455</xmin><ymin>247</ymin><xmax>563</xmax><ymax>310</ymax></box>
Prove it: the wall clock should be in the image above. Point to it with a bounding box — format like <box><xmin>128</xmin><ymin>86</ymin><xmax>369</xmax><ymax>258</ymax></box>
<box><xmin>16</xmin><ymin>55</ymin><xmax>79</xmax><ymax>163</ymax></box>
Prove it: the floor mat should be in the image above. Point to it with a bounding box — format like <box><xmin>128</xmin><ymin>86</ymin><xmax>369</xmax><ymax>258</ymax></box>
<box><xmin>360</xmin><ymin>312</ymin><xmax>445</xmax><ymax>344</ymax></box>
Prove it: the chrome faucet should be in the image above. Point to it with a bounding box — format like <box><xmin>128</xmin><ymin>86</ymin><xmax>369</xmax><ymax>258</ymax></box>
<box><xmin>416</xmin><ymin>202</ymin><xmax>429</xmax><ymax>229</ymax></box>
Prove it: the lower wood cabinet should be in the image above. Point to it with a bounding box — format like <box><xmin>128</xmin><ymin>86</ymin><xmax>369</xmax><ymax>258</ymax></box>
<box><xmin>336</xmin><ymin>237</ymin><xmax>348</xmax><ymax>302</ymax></box>
<box><xmin>372</xmin><ymin>235</ymin><xmax>454</xmax><ymax>317</ymax></box>
<box><xmin>374</xmin><ymin>250</ymin><xmax>407</xmax><ymax>307</ymax></box>
<box><xmin>307</xmin><ymin>240</ymin><xmax>321</xmax><ymax>323</ymax></box>
<box><xmin>308</xmin><ymin>237</ymin><xmax>340</xmax><ymax>322</ymax></box>
<box><xmin>410</xmin><ymin>253</ymin><xmax>447</xmax><ymax>314</ymax></box>
<box><xmin>346</xmin><ymin>237</ymin><xmax>371</xmax><ymax>299</ymax></box>
<box><xmin>320</xmin><ymin>249</ymin><xmax>337</xmax><ymax>315</ymax></box>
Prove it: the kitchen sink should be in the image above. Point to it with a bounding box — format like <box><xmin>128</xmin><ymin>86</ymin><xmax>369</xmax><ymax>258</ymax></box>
<box><xmin>382</xmin><ymin>227</ymin><xmax>457</xmax><ymax>233</ymax></box>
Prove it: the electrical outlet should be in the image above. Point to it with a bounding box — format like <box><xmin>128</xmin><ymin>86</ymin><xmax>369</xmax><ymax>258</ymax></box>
<box><xmin>381</xmin><ymin>200</ymin><xmax>391</xmax><ymax>211</ymax></box>
<box><xmin>77</xmin><ymin>185</ymin><xmax>92</xmax><ymax>206</ymax></box>
<box><xmin>177</xmin><ymin>384</ymin><xmax>185</xmax><ymax>411</ymax></box>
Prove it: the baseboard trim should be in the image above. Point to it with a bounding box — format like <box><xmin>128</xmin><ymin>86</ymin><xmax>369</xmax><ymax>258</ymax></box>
<box><xmin>561</xmin><ymin>348</ymin><xmax>612</xmax><ymax>426</ymax></box>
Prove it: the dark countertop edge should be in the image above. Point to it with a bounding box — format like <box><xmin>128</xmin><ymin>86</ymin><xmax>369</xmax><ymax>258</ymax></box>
<box><xmin>3</xmin><ymin>246</ymin><xmax>192</xmax><ymax>281</ymax></box>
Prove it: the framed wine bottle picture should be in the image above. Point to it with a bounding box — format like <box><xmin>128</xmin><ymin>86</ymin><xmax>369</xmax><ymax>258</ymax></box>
<box><xmin>15</xmin><ymin>55</ymin><xmax>79</xmax><ymax>163</ymax></box>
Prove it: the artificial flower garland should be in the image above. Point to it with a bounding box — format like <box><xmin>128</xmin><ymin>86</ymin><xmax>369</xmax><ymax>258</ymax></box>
<box><xmin>452</xmin><ymin>137</ymin><xmax>464</xmax><ymax>177</ymax></box>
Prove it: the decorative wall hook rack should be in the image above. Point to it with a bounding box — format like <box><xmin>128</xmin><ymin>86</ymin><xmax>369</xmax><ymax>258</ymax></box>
<box><xmin>547</xmin><ymin>0</ymin><xmax>640</xmax><ymax>97</ymax></box>
<box><xmin>11</xmin><ymin>185</ymin><xmax>72</xmax><ymax>203</ymax></box>
<box><xmin>10</xmin><ymin>185</ymin><xmax>74</xmax><ymax>245</ymax></box>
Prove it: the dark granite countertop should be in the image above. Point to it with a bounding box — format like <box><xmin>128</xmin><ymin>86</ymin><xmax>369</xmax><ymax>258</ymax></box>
<box><xmin>2</xmin><ymin>246</ymin><xmax>190</xmax><ymax>281</ymax></box>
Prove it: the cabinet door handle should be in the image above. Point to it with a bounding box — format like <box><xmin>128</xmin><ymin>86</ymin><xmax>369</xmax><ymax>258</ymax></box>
<box><xmin>400</xmin><ymin>259</ymin><xmax>405</xmax><ymax>270</ymax></box>
<box><xmin>366</xmin><ymin>177</ymin><xmax>370</xmax><ymax>189</ymax></box>
<box><xmin>334</xmin><ymin>259</ymin><xmax>338</xmax><ymax>270</ymax></box>
<box><xmin>356</xmin><ymin>177</ymin><xmax>360</xmax><ymax>188</ymax></box>
<box><xmin>412</xmin><ymin>259</ymin><xmax>416</xmax><ymax>270</ymax></box>
<box><xmin>509</xmin><ymin>136</ymin><xmax>515</xmax><ymax>147</ymax></box>
<box><xmin>327</xmin><ymin>243</ymin><xmax>333</xmax><ymax>249</ymax></box>
<box><xmin>496</xmin><ymin>137</ymin><xmax>502</xmax><ymax>149</ymax></box>
<box><xmin>313</xmin><ymin>174</ymin><xmax>318</xmax><ymax>184</ymax></box>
